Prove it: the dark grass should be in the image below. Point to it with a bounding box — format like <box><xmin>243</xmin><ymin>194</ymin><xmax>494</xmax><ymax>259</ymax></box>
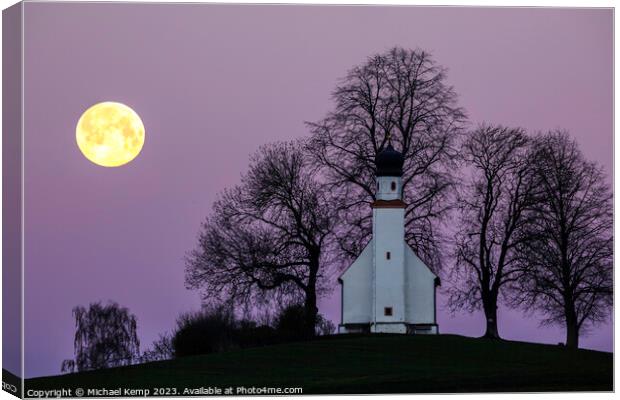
<box><xmin>26</xmin><ymin>334</ymin><xmax>613</xmax><ymax>395</ymax></box>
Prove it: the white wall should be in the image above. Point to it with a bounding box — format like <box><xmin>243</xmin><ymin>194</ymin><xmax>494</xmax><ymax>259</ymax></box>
<box><xmin>340</xmin><ymin>242</ymin><xmax>373</xmax><ymax>324</ymax></box>
<box><xmin>372</xmin><ymin>323</ymin><xmax>407</xmax><ymax>334</ymax></box>
<box><xmin>405</xmin><ymin>245</ymin><xmax>437</xmax><ymax>324</ymax></box>
<box><xmin>373</xmin><ymin>207</ymin><xmax>406</xmax><ymax>323</ymax></box>
<box><xmin>376</xmin><ymin>176</ymin><xmax>402</xmax><ymax>200</ymax></box>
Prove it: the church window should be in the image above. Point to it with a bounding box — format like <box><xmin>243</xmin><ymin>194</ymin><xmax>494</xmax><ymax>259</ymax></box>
<box><xmin>384</xmin><ymin>307</ymin><xmax>393</xmax><ymax>316</ymax></box>
<box><xmin>386</xmin><ymin>252</ymin><xmax>391</xmax><ymax>260</ymax></box>
<box><xmin>391</xmin><ymin>181</ymin><xmax>396</xmax><ymax>191</ymax></box>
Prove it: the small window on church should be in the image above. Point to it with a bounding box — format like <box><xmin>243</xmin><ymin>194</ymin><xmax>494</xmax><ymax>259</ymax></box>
<box><xmin>386</xmin><ymin>251</ymin><xmax>391</xmax><ymax>260</ymax></box>
<box><xmin>391</xmin><ymin>181</ymin><xmax>396</xmax><ymax>191</ymax></box>
<box><xmin>384</xmin><ymin>307</ymin><xmax>393</xmax><ymax>316</ymax></box>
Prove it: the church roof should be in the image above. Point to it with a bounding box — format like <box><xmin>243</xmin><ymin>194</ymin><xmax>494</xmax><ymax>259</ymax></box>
<box><xmin>337</xmin><ymin>239</ymin><xmax>438</xmax><ymax>282</ymax></box>
<box><xmin>375</xmin><ymin>142</ymin><xmax>404</xmax><ymax>177</ymax></box>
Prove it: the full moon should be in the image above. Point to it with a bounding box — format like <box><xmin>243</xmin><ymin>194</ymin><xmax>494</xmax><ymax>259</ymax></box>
<box><xmin>76</xmin><ymin>102</ymin><xmax>145</xmax><ymax>167</ymax></box>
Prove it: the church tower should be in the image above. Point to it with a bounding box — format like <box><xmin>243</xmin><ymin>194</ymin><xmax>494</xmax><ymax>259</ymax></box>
<box><xmin>371</xmin><ymin>142</ymin><xmax>408</xmax><ymax>333</ymax></box>
<box><xmin>338</xmin><ymin>139</ymin><xmax>439</xmax><ymax>335</ymax></box>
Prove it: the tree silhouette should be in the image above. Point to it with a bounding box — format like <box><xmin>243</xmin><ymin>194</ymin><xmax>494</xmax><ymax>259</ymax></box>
<box><xmin>308</xmin><ymin>47</ymin><xmax>466</xmax><ymax>271</ymax></box>
<box><xmin>140</xmin><ymin>334</ymin><xmax>173</xmax><ymax>363</ymax></box>
<box><xmin>61</xmin><ymin>301</ymin><xmax>140</xmax><ymax>373</ymax></box>
<box><xmin>186</xmin><ymin>140</ymin><xmax>337</xmax><ymax>338</ymax></box>
<box><xmin>449</xmin><ymin>125</ymin><xmax>536</xmax><ymax>339</ymax></box>
<box><xmin>511</xmin><ymin>130</ymin><xmax>612</xmax><ymax>348</ymax></box>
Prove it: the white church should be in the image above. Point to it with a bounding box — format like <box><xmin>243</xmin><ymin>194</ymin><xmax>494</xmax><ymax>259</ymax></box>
<box><xmin>338</xmin><ymin>142</ymin><xmax>440</xmax><ymax>335</ymax></box>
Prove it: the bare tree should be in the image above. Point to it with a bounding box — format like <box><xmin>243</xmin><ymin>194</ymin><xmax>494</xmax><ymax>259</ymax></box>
<box><xmin>61</xmin><ymin>302</ymin><xmax>140</xmax><ymax>373</ymax></box>
<box><xmin>449</xmin><ymin>125</ymin><xmax>535</xmax><ymax>339</ymax></box>
<box><xmin>511</xmin><ymin>130</ymin><xmax>612</xmax><ymax>349</ymax></box>
<box><xmin>308</xmin><ymin>47</ymin><xmax>466</xmax><ymax>271</ymax></box>
<box><xmin>140</xmin><ymin>334</ymin><xmax>173</xmax><ymax>363</ymax></box>
<box><xmin>185</xmin><ymin>140</ymin><xmax>336</xmax><ymax>338</ymax></box>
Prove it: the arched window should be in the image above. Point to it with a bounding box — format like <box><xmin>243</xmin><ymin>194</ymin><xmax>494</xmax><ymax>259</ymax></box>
<box><xmin>391</xmin><ymin>181</ymin><xmax>396</xmax><ymax>191</ymax></box>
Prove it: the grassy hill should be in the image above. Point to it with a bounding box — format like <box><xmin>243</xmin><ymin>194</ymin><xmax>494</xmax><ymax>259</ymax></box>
<box><xmin>26</xmin><ymin>334</ymin><xmax>612</xmax><ymax>395</ymax></box>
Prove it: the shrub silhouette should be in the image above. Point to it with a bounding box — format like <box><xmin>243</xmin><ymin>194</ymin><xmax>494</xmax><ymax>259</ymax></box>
<box><xmin>172</xmin><ymin>306</ymin><xmax>236</xmax><ymax>358</ymax></box>
<box><xmin>275</xmin><ymin>304</ymin><xmax>311</xmax><ymax>341</ymax></box>
<box><xmin>315</xmin><ymin>314</ymin><xmax>336</xmax><ymax>336</ymax></box>
<box><xmin>171</xmin><ymin>304</ymin><xmax>335</xmax><ymax>358</ymax></box>
<box><xmin>232</xmin><ymin>320</ymin><xmax>279</xmax><ymax>348</ymax></box>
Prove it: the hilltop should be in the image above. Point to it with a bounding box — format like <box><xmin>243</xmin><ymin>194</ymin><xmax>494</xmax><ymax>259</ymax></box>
<box><xmin>26</xmin><ymin>334</ymin><xmax>612</xmax><ymax>395</ymax></box>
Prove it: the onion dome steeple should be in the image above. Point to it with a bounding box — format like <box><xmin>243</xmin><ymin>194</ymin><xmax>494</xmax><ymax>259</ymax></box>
<box><xmin>375</xmin><ymin>136</ymin><xmax>404</xmax><ymax>177</ymax></box>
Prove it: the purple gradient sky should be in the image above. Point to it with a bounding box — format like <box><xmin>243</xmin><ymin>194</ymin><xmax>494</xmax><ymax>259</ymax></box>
<box><xmin>22</xmin><ymin>3</ymin><xmax>612</xmax><ymax>378</ymax></box>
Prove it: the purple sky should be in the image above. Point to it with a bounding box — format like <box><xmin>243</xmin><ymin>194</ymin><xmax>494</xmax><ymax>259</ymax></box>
<box><xmin>22</xmin><ymin>3</ymin><xmax>612</xmax><ymax>378</ymax></box>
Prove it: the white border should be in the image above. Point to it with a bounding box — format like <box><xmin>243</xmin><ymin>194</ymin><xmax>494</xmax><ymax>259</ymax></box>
<box><xmin>0</xmin><ymin>2</ymin><xmax>616</xmax><ymax>400</ymax></box>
